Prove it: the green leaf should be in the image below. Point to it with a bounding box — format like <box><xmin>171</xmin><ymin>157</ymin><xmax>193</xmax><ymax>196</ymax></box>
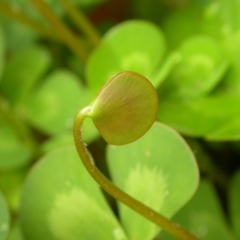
<box><xmin>229</xmin><ymin>171</ymin><xmax>240</xmax><ymax>239</ymax></box>
<box><xmin>6</xmin><ymin>221</ymin><xmax>24</xmax><ymax>240</ymax></box>
<box><xmin>150</xmin><ymin>51</ymin><xmax>182</xmax><ymax>88</ymax></box>
<box><xmin>20</xmin><ymin>146</ymin><xmax>129</xmax><ymax>240</ymax></box>
<box><xmin>90</xmin><ymin>71</ymin><xmax>158</xmax><ymax>145</ymax></box>
<box><xmin>162</xmin><ymin>2</ymin><xmax>202</xmax><ymax>50</ymax></box>
<box><xmin>26</xmin><ymin>70</ymin><xmax>95</xmax><ymax>135</ymax></box>
<box><xmin>0</xmin><ymin>118</ymin><xmax>31</xmax><ymax>171</ymax></box>
<box><xmin>162</xmin><ymin>36</ymin><xmax>228</xmax><ymax>98</ymax></box>
<box><xmin>200</xmin><ymin>0</ymin><xmax>240</xmax><ymax>38</ymax></box>
<box><xmin>160</xmin><ymin>180</ymin><xmax>235</xmax><ymax>240</ymax></box>
<box><xmin>206</xmin><ymin>115</ymin><xmax>240</xmax><ymax>140</ymax></box>
<box><xmin>86</xmin><ymin>20</ymin><xmax>166</xmax><ymax>93</ymax></box>
<box><xmin>0</xmin><ymin>15</ymin><xmax>38</xmax><ymax>53</ymax></box>
<box><xmin>0</xmin><ymin>24</ymin><xmax>5</xmax><ymax>79</ymax></box>
<box><xmin>0</xmin><ymin>192</ymin><xmax>10</xmax><ymax>240</ymax></box>
<box><xmin>218</xmin><ymin>31</ymin><xmax>240</xmax><ymax>93</ymax></box>
<box><xmin>158</xmin><ymin>94</ymin><xmax>240</xmax><ymax>138</ymax></box>
<box><xmin>0</xmin><ymin>46</ymin><xmax>51</xmax><ymax>106</ymax></box>
<box><xmin>107</xmin><ymin>122</ymin><xmax>199</xmax><ymax>240</ymax></box>
<box><xmin>0</xmin><ymin>169</ymin><xmax>27</xmax><ymax>214</ymax></box>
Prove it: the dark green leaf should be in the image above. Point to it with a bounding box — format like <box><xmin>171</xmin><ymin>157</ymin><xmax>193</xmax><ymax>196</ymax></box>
<box><xmin>161</xmin><ymin>180</ymin><xmax>235</xmax><ymax>240</ymax></box>
<box><xmin>0</xmin><ymin>46</ymin><xmax>51</xmax><ymax>106</ymax></box>
<box><xmin>229</xmin><ymin>171</ymin><xmax>240</xmax><ymax>239</ymax></box>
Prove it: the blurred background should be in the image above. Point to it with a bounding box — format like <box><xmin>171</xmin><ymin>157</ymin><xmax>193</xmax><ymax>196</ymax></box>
<box><xmin>1</xmin><ymin>0</ymin><xmax>240</xmax><ymax>239</ymax></box>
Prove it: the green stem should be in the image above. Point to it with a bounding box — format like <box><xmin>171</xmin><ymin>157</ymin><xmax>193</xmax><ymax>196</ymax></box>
<box><xmin>73</xmin><ymin>106</ymin><xmax>200</xmax><ymax>240</ymax></box>
<box><xmin>0</xmin><ymin>96</ymin><xmax>37</xmax><ymax>152</ymax></box>
<box><xmin>151</xmin><ymin>51</ymin><xmax>182</xmax><ymax>88</ymax></box>
<box><xmin>0</xmin><ymin>3</ymin><xmax>57</xmax><ymax>40</ymax></box>
<box><xmin>60</xmin><ymin>0</ymin><xmax>100</xmax><ymax>47</ymax></box>
<box><xmin>30</xmin><ymin>0</ymin><xmax>88</xmax><ymax>63</ymax></box>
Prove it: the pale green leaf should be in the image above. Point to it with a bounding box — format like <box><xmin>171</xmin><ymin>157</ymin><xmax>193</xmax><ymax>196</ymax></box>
<box><xmin>86</xmin><ymin>20</ymin><xmax>166</xmax><ymax>93</ymax></box>
<box><xmin>0</xmin><ymin>118</ymin><xmax>31</xmax><ymax>171</ymax></box>
<box><xmin>0</xmin><ymin>46</ymin><xmax>51</xmax><ymax>106</ymax></box>
<box><xmin>158</xmin><ymin>94</ymin><xmax>240</xmax><ymax>138</ymax></box>
<box><xmin>26</xmin><ymin>70</ymin><xmax>95</xmax><ymax>135</ymax></box>
<box><xmin>107</xmin><ymin>122</ymin><xmax>199</xmax><ymax>240</ymax></box>
<box><xmin>20</xmin><ymin>146</ymin><xmax>129</xmax><ymax>240</ymax></box>
<box><xmin>162</xmin><ymin>36</ymin><xmax>228</xmax><ymax>98</ymax></box>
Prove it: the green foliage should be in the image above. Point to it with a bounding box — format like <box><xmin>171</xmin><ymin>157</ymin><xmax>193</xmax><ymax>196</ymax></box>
<box><xmin>0</xmin><ymin>46</ymin><xmax>51</xmax><ymax>106</ymax></box>
<box><xmin>229</xmin><ymin>171</ymin><xmax>240</xmax><ymax>239</ymax></box>
<box><xmin>25</xmin><ymin>69</ymin><xmax>96</xmax><ymax>136</ymax></box>
<box><xmin>160</xmin><ymin>180</ymin><xmax>235</xmax><ymax>240</ymax></box>
<box><xmin>0</xmin><ymin>118</ymin><xmax>31</xmax><ymax>171</ymax></box>
<box><xmin>0</xmin><ymin>191</ymin><xmax>10</xmax><ymax>240</ymax></box>
<box><xmin>20</xmin><ymin>147</ymin><xmax>129</xmax><ymax>240</ymax></box>
<box><xmin>0</xmin><ymin>0</ymin><xmax>240</xmax><ymax>239</ymax></box>
<box><xmin>161</xmin><ymin>36</ymin><xmax>228</xmax><ymax>98</ymax></box>
<box><xmin>21</xmin><ymin>122</ymin><xmax>198</xmax><ymax>240</ymax></box>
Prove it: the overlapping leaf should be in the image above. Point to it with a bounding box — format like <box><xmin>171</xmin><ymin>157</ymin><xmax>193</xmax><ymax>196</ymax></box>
<box><xmin>0</xmin><ymin>46</ymin><xmax>51</xmax><ymax>106</ymax></box>
<box><xmin>107</xmin><ymin>122</ymin><xmax>199</xmax><ymax>240</ymax></box>
<box><xmin>161</xmin><ymin>180</ymin><xmax>235</xmax><ymax>240</ymax></box>
<box><xmin>86</xmin><ymin>20</ymin><xmax>166</xmax><ymax>93</ymax></box>
<box><xmin>0</xmin><ymin>118</ymin><xmax>31</xmax><ymax>171</ymax></box>
<box><xmin>20</xmin><ymin>146</ymin><xmax>129</xmax><ymax>240</ymax></box>
<box><xmin>158</xmin><ymin>94</ymin><xmax>240</xmax><ymax>140</ymax></box>
<box><xmin>161</xmin><ymin>36</ymin><xmax>228</xmax><ymax>98</ymax></box>
<box><xmin>25</xmin><ymin>69</ymin><xmax>98</xmax><ymax>139</ymax></box>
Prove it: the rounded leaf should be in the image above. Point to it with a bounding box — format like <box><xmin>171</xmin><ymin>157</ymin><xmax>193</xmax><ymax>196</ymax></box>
<box><xmin>86</xmin><ymin>20</ymin><xmax>166</xmax><ymax>93</ymax></box>
<box><xmin>90</xmin><ymin>71</ymin><xmax>159</xmax><ymax>145</ymax></box>
<box><xmin>107</xmin><ymin>122</ymin><xmax>199</xmax><ymax>239</ymax></box>
<box><xmin>20</xmin><ymin>147</ymin><xmax>128</xmax><ymax>240</ymax></box>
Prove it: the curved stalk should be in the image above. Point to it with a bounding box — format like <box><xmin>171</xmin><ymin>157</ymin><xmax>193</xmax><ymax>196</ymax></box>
<box><xmin>73</xmin><ymin>106</ymin><xmax>200</xmax><ymax>240</ymax></box>
<box><xmin>0</xmin><ymin>3</ymin><xmax>57</xmax><ymax>40</ymax></box>
<box><xmin>60</xmin><ymin>0</ymin><xmax>100</xmax><ymax>47</ymax></box>
<box><xmin>30</xmin><ymin>0</ymin><xmax>88</xmax><ymax>63</ymax></box>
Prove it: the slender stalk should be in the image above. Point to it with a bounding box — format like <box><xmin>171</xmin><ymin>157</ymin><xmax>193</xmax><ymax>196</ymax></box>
<box><xmin>60</xmin><ymin>0</ymin><xmax>100</xmax><ymax>47</ymax></box>
<box><xmin>30</xmin><ymin>0</ymin><xmax>88</xmax><ymax>63</ymax></box>
<box><xmin>73</xmin><ymin>106</ymin><xmax>200</xmax><ymax>240</ymax></box>
<box><xmin>0</xmin><ymin>3</ymin><xmax>56</xmax><ymax>40</ymax></box>
<box><xmin>151</xmin><ymin>51</ymin><xmax>182</xmax><ymax>88</ymax></box>
<box><xmin>0</xmin><ymin>95</ymin><xmax>37</xmax><ymax>152</ymax></box>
